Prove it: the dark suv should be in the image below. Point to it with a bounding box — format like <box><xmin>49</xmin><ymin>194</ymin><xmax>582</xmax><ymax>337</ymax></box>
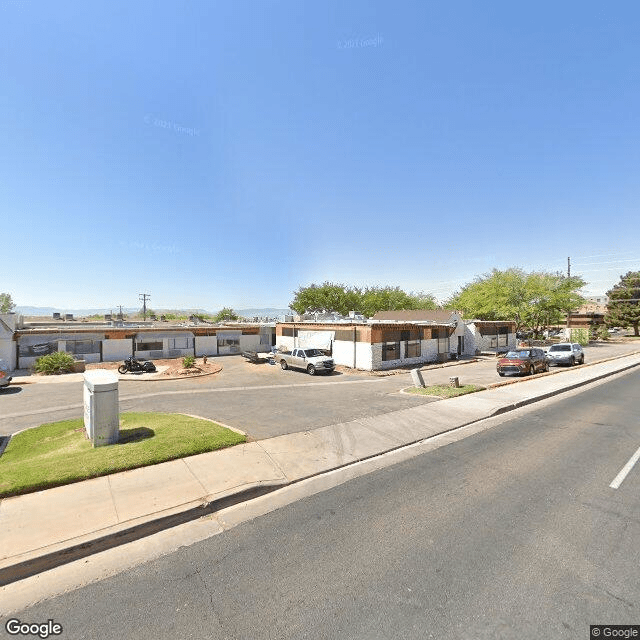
<box><xmin>497</xmin><ymin>348</ymin><xmax>549</xmax><ymax>377</ymax></box>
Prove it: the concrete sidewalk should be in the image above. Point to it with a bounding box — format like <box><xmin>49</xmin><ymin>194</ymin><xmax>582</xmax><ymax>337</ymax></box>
<box><xmin>1</xmin><ymin>352</ymin><xmax>639</xmax><ymax>586</ymax></box>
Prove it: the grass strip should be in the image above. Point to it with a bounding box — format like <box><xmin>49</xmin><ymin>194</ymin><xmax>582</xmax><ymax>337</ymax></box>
<box><xmin>405</xmin><ymin>384</ymin><xmax>485</xmax><ymax>399</ymax></box>
<box><xmin>0</xmin><ymin>412</ymin><xmax>245</xmax><ymax>498</ymax></box>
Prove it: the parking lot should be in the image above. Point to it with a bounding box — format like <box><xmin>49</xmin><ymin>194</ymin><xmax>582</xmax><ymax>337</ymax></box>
<box><xmin>1</xmin><ymin>341</ymin><xmax>638</xmax><ymax>440</ymax></box>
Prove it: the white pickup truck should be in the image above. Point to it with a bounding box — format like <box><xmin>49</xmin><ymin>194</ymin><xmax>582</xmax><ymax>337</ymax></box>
<box><xmin>277</xmin><ymin>348</ymin><xmax>335</xmax><ymax>375</ymax></box>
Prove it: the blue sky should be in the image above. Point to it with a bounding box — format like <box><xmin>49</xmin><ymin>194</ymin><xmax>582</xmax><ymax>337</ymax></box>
<box><xmin>2</xmin><ymin>0</ymin><xmax>639</xmax><ymax>311</ymax></box>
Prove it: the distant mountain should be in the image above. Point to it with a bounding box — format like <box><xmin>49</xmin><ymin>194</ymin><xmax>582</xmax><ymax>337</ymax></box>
<box><xmin>14</xmin><ymin>306</ymin><xmax>293</xmax><ymax>318</ymax></box>
<box><xmin>15</xmin><ymin>306</ymin><xmax>139</xmax><ymax>317</ymax></box>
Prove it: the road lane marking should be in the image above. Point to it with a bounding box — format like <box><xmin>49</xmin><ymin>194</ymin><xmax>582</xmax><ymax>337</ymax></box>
<box><xmin>609</xmin><ymin>445</ymin><xmax>640</xmax><ymax>489</ymax></box>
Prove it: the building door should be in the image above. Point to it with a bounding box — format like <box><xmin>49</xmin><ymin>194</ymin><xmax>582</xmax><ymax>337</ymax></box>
<box><xmin>457</xmin><ymin>336</ymin><xmax>464</xmax><ymax>355</ymax></box>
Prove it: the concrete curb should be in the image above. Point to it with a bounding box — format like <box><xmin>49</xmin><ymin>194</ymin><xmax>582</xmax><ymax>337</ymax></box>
<box><xmin>1</xmin><ymin>353</ymin><xmax>639</xmax><ymax>587</ymax></box>
<box><xmin>367</xmin><ymin>358</ymin><xmax>481</xmax><ymax>377</ymax></box>
<box><xmin>0</xmin><ymin>483</ymin><xmax>285</xmax><ymax>587</ymax></box>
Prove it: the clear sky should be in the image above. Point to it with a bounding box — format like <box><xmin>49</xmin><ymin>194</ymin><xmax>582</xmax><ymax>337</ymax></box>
<box><xmin>2</xmin><ymin>0</ymin><xmax>639</xmax><ymax>311</ymax></box>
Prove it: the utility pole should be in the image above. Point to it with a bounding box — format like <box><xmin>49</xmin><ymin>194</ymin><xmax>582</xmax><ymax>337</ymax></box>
<box><xmin>139</xmin><ymin>293</ymin><xmax>151</xmax><ymax>320</ymax></box>
<box><xmin>566</xmin><ymin>258</ymin><xmax>571</xmax><ymax>329</ymax></box>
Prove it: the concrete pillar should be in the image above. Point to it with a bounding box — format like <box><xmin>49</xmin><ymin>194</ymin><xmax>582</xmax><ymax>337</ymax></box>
<box><xmin>411</xmin><ymin>368</ymin><xmax>425</xmax><ymax>388</ymax></box>
<box><xmin>83</xmin><ymin>370</ymin><xmax>119</xmax><ymax>447</ymax></box>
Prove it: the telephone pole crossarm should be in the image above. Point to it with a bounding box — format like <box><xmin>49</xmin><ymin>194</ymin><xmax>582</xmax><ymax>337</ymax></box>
<box><xmin>139</xmin><ymin>293</ymin><xmax>151</xmax><ymax>320</ymax></box>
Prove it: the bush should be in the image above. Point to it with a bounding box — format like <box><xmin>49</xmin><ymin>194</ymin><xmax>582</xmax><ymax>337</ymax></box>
<box><xmin>590</xmin><ymin>325</ymin><xmax>609</xmax><ymax>341</ymax></box>
<box><xmin>182</xmin><ymin>355</ymin><xmax>195</xmax><ymax>368</ymax></box>
<box><xmin>569</xmin><ymin>328</ymin><xmax>589</xmax><ymax>346</ymax></box>
<box><xmin>34</xmin><ymin>351</ymin><xmax>76</xmax><ymax>375</ymax></box>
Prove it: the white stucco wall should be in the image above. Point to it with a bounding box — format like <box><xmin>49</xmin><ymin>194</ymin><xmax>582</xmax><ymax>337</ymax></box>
<box><xmin>461</xmin><ymin>324</ymin><xmax>476</xmax><ymax>356</ymax></box>
<box><xmin>0</xmin><ymin>314</ymin><xmax>16</xmax><ymax>370</ymax></box>
<box><xmin>332</xmin><ymin>340</ymin><xmax>355</xmax><ymax>367</ymax></box>
<box><xmin>0</xmin><ymin>337</ymin><xmax>16</xmax><ymax>370</ymax></box>
<box><xmin>18</xmin><ymin>355</ymin><xmax>40</xmax><ymax>369</ymax></box>
<box><xmin>195</xmin><ymin>336</ymin><xmax>218</xmax><ymax>356</ymax></box>
<box><xmin>102</xmin><ymin>339</ymin><xmax>133</xmax><ymax>362</ymax></box>
<box><xmin>79</xmin><ymin>353</ymin><xmax>101</xmax><ymax>364</ymax></box>
<box><xmin>470</xmin><ymin>325</ymin><xmax>516</xmax><ymax>352</ymax></box>
<box><xmin>239</xmin><ymin>334</ymin><xmax>261</xmax><ymax>352</ymax></box>
<box><xmin>329</xmin><ymin>340</ymin><xmax>373</xmax><ymax>369</ymax></box>
<box><xmin>276</xmin><ymin>335</ymin><xmax>295</xmax><ymax>351</ymax></box>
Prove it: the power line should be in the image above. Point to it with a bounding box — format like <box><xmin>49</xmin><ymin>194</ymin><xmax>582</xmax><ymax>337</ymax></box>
<box><xmin>572</xmin><ymin>258</ymin><xmax>640</xmax><ymax>267</ymax></box>
<box><xmin>572</xmin><ymin>251</ymin><xmax>637</xmax><ymax>259</ymax></box>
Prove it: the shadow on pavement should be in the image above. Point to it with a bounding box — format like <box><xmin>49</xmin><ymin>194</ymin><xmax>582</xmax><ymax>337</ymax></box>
<box><xmin>1</xmin><ymin>386</ymin><xmax>23</xmax><ymax>395</ymax></box>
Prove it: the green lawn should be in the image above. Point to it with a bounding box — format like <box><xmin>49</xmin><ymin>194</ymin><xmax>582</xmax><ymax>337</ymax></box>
<box><xmin>0</xmin><ymin>412</ymin><xmax>246</xmax><ymax>498</ymax></box>
<box><xmin>405</xmin><ymin>384</ymin><xmax>485</xmax><ymax>399</ymax></box>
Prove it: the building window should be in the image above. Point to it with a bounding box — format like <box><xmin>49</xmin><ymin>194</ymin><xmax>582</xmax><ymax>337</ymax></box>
<box><xmin>405</xmin><ymin>340</ymin><xmax>421</xmax><ymax>358</ymax></box>
<box><xmin>218</xmin><ymin>337</ymin><xmax>240</xmax><ymax>349</ymax></box>
<box><xmin>432</xmin><ymin>328</ymin><xmax>450</xmax><ymax>353</ymax></box>
<box><xmin>137</xmin><ymin>341</ymin><xmax>163</xmax><ymax>351</ymax></box>
<box><xmin>168</xmin><ymin>337</ymin><xmax>193</xmax><ymax>350</ymax></box>
<box><xmin>65</xmin><ymin>340</ymin><xmax>101</xmax><ymax>355</ymax></box>
<box><xmin>382</xmin><ymin>342</ymin><xmax>400</xmax><ymax>361</ymax></box>
<box><xmin>281</xmin><ymin>327</ymin><xmax>294</xmax><ymax>337</ymax></box>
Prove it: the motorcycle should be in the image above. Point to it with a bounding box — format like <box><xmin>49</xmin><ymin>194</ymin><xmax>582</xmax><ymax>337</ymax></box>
<box><xmin>118</xmin><ymin>356</ymin><xmax>157</xmax><ymax>374</ymax></box>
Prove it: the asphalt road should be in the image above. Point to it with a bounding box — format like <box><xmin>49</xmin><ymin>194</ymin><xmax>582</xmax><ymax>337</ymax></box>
<box><xmin>4</xmin><ymin>370</ymin><xmax>639</xmax><ymax>639</ymax></box>
<box><xmin>1</xmin><ymin>341</ymin><xmax>638</xmax><ymax>438</ymax></box>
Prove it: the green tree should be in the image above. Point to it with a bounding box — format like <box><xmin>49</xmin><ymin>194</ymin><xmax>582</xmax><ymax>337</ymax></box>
<box><xmin>289</xmin><ymin>282</ymin><xmax>436</xmax><ymax>317</ymax></box>
<box><xmin>213</xmin><ymin>307</ymin><xmax>240</xmax><ymax>322</ymax></box>
<box><xmin>0</xmin><ymin>292</ymin><xmax>15</xmax><ymax>313</ymax></box>
<box><xmin>289</xmin><ymin>282</ymin><xmax>358</xmax><ymax>316</ymax></box>
<box><xmin>447</xmin><ymin>268</ymin><xmax>585</xmax><ymax>335</ymax></box>
<box><xmin>138</xmin><ymin>307</ymin><xmax>156</xmax><ymax>319</ymax></box>
<box><xmin>606</xmin><ymin>271</ymin><xmax>640</xmax><ymax>336</ymax></box>
<box><xmin>359</xmin><ymin>287</ymin><xmax>436</xmax><ymax>317</ymax></box>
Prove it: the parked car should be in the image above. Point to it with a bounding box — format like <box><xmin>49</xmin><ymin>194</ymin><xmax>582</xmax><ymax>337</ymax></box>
<box><xmin>277</xmin><ymin>348</ymin><xmax>335</xmax><ymax>375</ymax></box>
<box><xmin>497</xmin><ymin>348</ymin><xmax>549</xmax><ymax>377</ymax></box>
<box><xmin>546</xmin><ymin>343</ymin><xmax>585</xmax><ymax>366</ymax></box>
<box><xmin>0</xmin><ymin>359</ymin><xmax>12</xmax><ymax>389</ymax></box>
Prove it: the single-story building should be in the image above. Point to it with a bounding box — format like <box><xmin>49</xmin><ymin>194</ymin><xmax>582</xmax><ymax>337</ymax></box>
<box><xmin>0</xmin><ymin>314</ymin><xmax>275</xmax><ymax>370</ymax></box>
<box><xmin>567</xmin><ymin>303</ymin><xmax>606</xmax><ymax>330</ymax></box>
<box><xmin>275</xmin><ymin>311</ymin><xmax>516</xmax><ymax>371</ymax></box>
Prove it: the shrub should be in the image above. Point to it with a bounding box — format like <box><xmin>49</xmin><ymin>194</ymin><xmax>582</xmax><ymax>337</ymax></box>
<box><xmin>182</xmin><ymin>355</ymin><xmax>195</xmax><ymax>368</ymax></box>
<box><xmin>569</xmin><ymin>328</ymin><xmax>589</xmax><ymax>345</ymax></box>
<box><xmin>590</xmin><ymin>325</ymin><xmax>609</xmax><ymax>341</ymax></box>
<box><xmin>34</xmin><ymin>351</ymin><xmax>76</xmax><ymax>375</ymax></box>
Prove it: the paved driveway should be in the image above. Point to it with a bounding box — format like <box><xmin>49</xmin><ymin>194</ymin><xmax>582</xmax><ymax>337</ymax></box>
<box><xmin>1</xmin><ymin>341</ymin><xmax>637</xmax><ymax>440</ymax></box>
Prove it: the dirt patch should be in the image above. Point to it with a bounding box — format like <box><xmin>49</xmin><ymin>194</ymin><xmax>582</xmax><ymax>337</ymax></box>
<box><xmin>162</xmin><ymin>362</ymin><xmax>223</xmax><ymax>377</ymax></box>
<box><xmin>86</xmin><ymin>357</ymin><xmax>222</xmax><ymax>379</ymax></box>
